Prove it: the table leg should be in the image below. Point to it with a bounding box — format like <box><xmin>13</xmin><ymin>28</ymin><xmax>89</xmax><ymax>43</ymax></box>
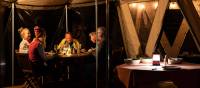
<box><xmin>67</xmin><ymin>65</ymin><xmax>70</xmax><ymax>79</ymax></box>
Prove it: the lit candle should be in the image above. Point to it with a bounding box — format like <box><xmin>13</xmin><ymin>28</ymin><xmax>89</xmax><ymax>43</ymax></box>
<box><xmin>152</xmin><ymin>54</ymin><xmax>160</xmax><ymax>66</ymax></box>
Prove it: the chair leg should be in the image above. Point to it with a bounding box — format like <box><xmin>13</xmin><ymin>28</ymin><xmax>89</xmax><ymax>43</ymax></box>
<box><xmin>27</xmin><ymin>77</ymin><xmax>42</xmax><ymax>88</ymax></box>
<box><xmin>24</xmin><ymin>75</ymin><xmax>44</xmax><ymax>88</ymax></box>
<box><xmin>41</xmin><ymin>76</ymin><xmax>44</xmax><ymax>85</ymax></box>
<box><xmin>24</xmin><ymin>77</ymin><xmax>35</xmax><ymax>88</ymax></box>
<box><xmin>23</xmin><ymin>75</ymin><xmax>31</xmax><ymax>88</ymax></box>
<box><xmin>23</xmin><ymin>81</ymin><xmax>29</xmax><ymax>88</ymax></box>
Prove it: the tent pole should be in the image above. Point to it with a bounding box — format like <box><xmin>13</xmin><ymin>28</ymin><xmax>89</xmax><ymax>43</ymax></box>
<box><xmin>11</xmin><ymin>2</ymin><xmax>15</xmax><ymax>86</ymax></box>
<box><xmin>65</xmin><ymin>4</ymin><xmax>68</xmax><ymax>32</ymax></box>
<box><xmin>106</xmin><ymin>0</ymin><xmax>110</xmax><ymax>87</ymax></box>
<box><xmin>95</xmin><ymin>0</ymin><xmax>98</xmax><ymax>88</ymax></box>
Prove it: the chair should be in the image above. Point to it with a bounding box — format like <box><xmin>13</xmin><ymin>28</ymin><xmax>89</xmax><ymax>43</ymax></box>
<box><xmin>16</xmin><ymin>51</ymin><xmax>43</xmax><ymax>88</ymax></box>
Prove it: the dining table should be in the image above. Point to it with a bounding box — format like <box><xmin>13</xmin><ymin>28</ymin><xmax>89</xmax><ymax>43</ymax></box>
<box><xmin>16</xmin><ymin>50</ymin><xmax>96</xmax><ymax>82</ymax></box>
<box><xmin>16</xmin><ymin>51</ymin><xmax>56</xmax><ymax>60</ymax></box>
<box><xmin>115</xmin><ymin>62</ymin><xmax>200</xmax><ymax>88</ymax></box>
<box><xmin>55</xmin><ymin>52</ymin><xmax>95</xmax><ymax>80</ymax></box>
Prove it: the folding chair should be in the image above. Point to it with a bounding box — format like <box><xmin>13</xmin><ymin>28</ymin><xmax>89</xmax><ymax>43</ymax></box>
<box><xmin>16</xmin><ymin>52</ymin><xmax>42</xmax><ymax>88</ymax></box>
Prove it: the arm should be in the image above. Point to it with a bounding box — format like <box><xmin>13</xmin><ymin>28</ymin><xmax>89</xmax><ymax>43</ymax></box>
<box><xmin>19</xmin><ymin>41</ymin><xmax>24</xmax><ymax>52</ymax></box>
<box><xmin>38</xmin><ymin>43</ymin><xmax>46</xmax><ymax>60</ymax></box>
<box><xmin>57</xmin><ymin>39</ymin><xmax>66</xmax><ymax>50</ymax></box>
<box><xmin>73</xmin><ymin>39</ymin><xmax>81</xmax><ymax>49</ymax></box>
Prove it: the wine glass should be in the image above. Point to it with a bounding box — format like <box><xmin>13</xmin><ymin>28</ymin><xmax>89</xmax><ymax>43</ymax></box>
<box><xmin>54</xmin><ymin>44</ymin><xmax>58</xmax><ymax>53</ymax></box>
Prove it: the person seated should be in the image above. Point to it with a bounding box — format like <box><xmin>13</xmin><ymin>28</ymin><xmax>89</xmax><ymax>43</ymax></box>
<box><xmin>88</xmin><ymin>27</ymin><xmax>105</xmax><ymax>52</ymax></box>
<box><xmin>57</xmin><ymin>32</ymin><xmax>81</xmax><ymax>55</ymax></box>
<box><xmin>97</xmin><ymin>27</ymin><xmax>105</xmax><ymax>49</ymax></box>
<box><xmin>88</xmin><ymin>32</ymin><xmax>96</xmax><ymax>53</ymax></box>
<box><xmin>18</xmin><ymin>27</ymin><xmax>31</xmax><ymax>53</ymax></box>
<box><xmin>29</xmin><ymin>26</ymin><xmax>47</xmax><ymax>77</ymax></box>
<box><xmin>89</xmin><ymin>32</ymin><xmax>96</xmax><ymax>47</ymax></box>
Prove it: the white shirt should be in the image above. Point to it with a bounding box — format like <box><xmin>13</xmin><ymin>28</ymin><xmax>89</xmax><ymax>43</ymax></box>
<box><xmin>19</xmin><ymin>39</ymin><xmax>30</xmax><ymax>53</ymax></box>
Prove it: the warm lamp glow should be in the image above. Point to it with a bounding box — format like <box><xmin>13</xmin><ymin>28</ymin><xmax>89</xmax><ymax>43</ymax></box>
<box><xmin>169</xmin><ymin>2</ymin><xmax>179</xmax><ymax>9</ymax></box>
<box><xmin>152</xmin><ymin>54</ymin><xmax>160</xmax><ymax>66</ymax></box>
<box><xmin>66</xmin><ymin>48</ymin><xmax>72</xmax><ymax>56</ymax></box>
<box><xmin>130</xmin><ymin>3</ymin><xmax>137</xmax><ymax>8</ymax></box>
<box><xmin>129</xmin><ymin>3</ymin><xmax>145</xmax><ymax>10</ymax></box>
<box><xmin>154</xmin><ymin>2</ymin><xmax>158</xmax><ymax>9</ymax></box>
<box><xmin>138</xmin><ymin>4</ymin><xmax>145</xmax><ymax>10</ymax></box>
<box><xmin>153</xmin><ymin>54</ymin><xmax>160</xmax><ymax>61</ymax></box>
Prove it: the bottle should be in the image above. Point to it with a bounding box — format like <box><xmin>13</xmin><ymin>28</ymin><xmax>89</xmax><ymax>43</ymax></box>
<box><xmin>163</xmin><ymin>55</ymin><xmax>168</xmax><ymax>66</ymax></box>
<box><xmin>72</xmin><ymin>48</ymin><xmax>75</xmax><ymax>54</ymax></box>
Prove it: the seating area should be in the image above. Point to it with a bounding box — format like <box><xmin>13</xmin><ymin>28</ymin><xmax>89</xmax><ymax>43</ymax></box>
<box><xmin>1</xmin><ymin>0</ymin><xmax>200</xmax><ymax>88</ymax></box>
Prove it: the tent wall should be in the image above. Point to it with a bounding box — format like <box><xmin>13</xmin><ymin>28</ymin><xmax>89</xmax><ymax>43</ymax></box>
<box><xmin>0</xmin><ymin>5</ymin><xmax>5</xmax><ymax>87</ymax></box>
<box><xmin>177</xmin><ymin>0</ymin><xmax>200</xmax><ymax>47</ymax></box>
<box><xmin>117</xmin><ymin>2</ymin><xmax>141</xmax><ymax>57</ymax></box>
<box><xmin>16</xmin><ymin>0</ymin><xmax>66</xmax><ymax>6</ymax></box>
<box><xmin>0</xmin><ymin>4</ymin><xmax>13</xmax><ymax>86</ymax></box>
<box><xmin>14</xmin><ymin>8</ymin><xmax>73</xmax><ymax>51</ymax></box>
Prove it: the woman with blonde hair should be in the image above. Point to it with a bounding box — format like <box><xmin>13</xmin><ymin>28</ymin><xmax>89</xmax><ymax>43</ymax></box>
<box><xmin>18</xmin><ymin>27</ymin><xmax>31</xmax><ymax>53</ymax></box>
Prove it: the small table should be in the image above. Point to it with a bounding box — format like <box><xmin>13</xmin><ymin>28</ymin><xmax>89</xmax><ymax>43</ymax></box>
<box><xmin>116</xmin><ymin>62</ymin><xmax>200</xmax><ymax>88</ymax></box>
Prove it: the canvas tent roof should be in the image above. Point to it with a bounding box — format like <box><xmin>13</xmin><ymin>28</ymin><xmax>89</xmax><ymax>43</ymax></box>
<box><xmin>16</xmin><ymin>0</ymin><xmax>68</xmax><ymax>10</ymax></box>
<box><xmin>16</xmin><ymin>0</ymin><xmax>68</xmax><ymax>6</ymax></box>
<box><xmin>0</xmin><ymin>0</ymin><xmax>105</xmax><ymax>10</ymax></box>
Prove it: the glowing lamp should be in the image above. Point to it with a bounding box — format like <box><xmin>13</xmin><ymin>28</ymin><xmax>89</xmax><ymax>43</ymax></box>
<box><xmin>152</xmin><ymin>54</ymin><xmax>160</xmax><ymax>66</ymax></box>
<box><xmin>169</xmin><ymin>2</ymin><xmax>179</xmax><ymax>9</ymax></box>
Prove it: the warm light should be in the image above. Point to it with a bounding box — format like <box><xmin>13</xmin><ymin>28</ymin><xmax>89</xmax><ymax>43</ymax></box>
<box><xmin>130</xmin><ymin>3</ymin><xmax>137</xmax><ymax>8</ymax></box>
<box><xmin>169</xmin><ymin>2</ymin><xmax>179</xmax><ymax>9</ymax></box>
<box><xmin>138</xmin><ymin>4</ymin><xmax>145</xmax><ymax>10</ymax></box>
<box><xmin>152</xmin><ymin>54</ymin><xmax>160</xmax><ymax>66</ymax></box>
<box><xmin>153</xmin><ymin>54</ymin><xmax>160</xmax><ymax>61</ymax></box>
<box><xmin>130</xmin><ymin>3</ymin><xmax>145</xmax><ymax>10</ymax></box>
<box><xmin>66</xmin><ymin>48</ymin><xmax>72</xmax><ymax>56</ymax></box>
<box><xmin>154</xmin><ymin>2</ymin><xmax>158</xmax><ymax>9</ymax></box>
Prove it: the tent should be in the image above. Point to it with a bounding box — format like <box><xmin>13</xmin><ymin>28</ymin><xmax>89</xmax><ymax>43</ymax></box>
<box><xmin>0</xmin><ymin>0</ymin><xmax>91</xmax><ymax>86</ymax></box>
<box><xmin>1</xmin><ymin>0</ymin><xmax>200</xmax><ymax>87</ymax></box>
<box><xmin>0</xmin><ymin>0</ymin><xmax>123</xmax><ymax>87</ymax></box>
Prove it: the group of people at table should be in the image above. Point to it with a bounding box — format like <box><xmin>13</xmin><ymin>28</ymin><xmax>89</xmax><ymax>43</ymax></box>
<box><xmin>17</xmin><ymin>25</ymin><xmax>106</xmax><ymax>79</ymax></box>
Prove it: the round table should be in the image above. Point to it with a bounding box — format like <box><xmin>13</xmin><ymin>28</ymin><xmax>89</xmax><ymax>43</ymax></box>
<box><xmin>115</xmin><ymin>62</ymin><xmax>200</xmax><ymax>88</ymax></box>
